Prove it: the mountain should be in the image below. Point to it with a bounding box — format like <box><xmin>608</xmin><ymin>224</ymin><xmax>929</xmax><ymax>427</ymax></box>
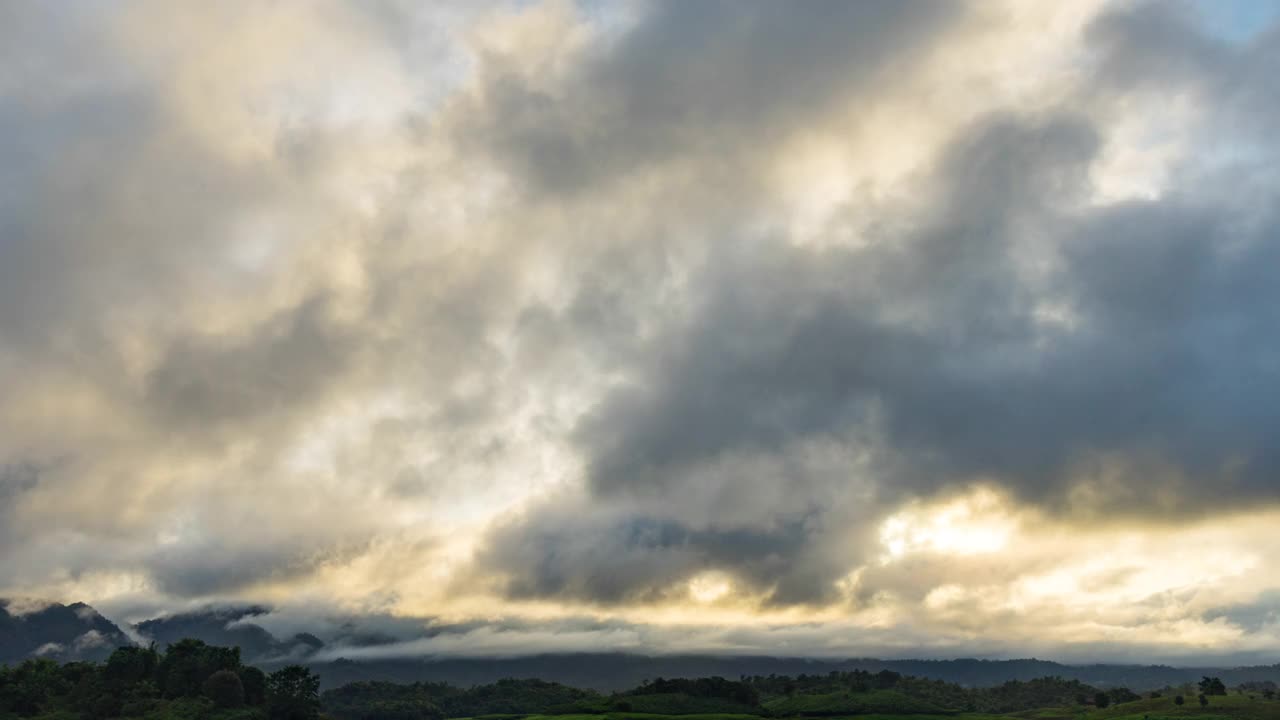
<box><xmin>302</xmin><ymin>654</ymin><xmax>1280</xmax><ymax>692</ymax></box>
<box><xmin>0</xmin><ymin>601</ymin><xmax>318</xmax><ymax>667</ymax></box>
<box><xmin>134</xmin><ymin>605</ymin><xmax>323</xmax><ymax>663</ymax></box>
<box><xmin>4</xmin><ymin>600</ymin><xmax>1280</xmax><ymax>692</ymax></box>
<box><xmin>0</xmin><ymin>599</ymin><xmax>131</xmax><ymax>665</ymax></box>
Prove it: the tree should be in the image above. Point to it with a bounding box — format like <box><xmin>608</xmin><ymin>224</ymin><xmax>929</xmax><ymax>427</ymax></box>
<box><xmin>1109</xmin><ymin>687</ymin><xmax>1140</xmax><ymax>705</ymax></box>
<box><xmin>0</xmin><ymin>659</ymin><xmax>64</xmax><ymax>715</ymax></box>
<box><xmin>320</xmin><ymin>680</ymin><xmax>450</xmax><ymax>720</ymax></box>
<box><xmin>874</xmin><ymin>670</ymin><xmax>903</xmax><ymax>689</ymax></box>
<box><xmin>157</xmin><ymin>639</ymin><xmax>241</xmax><ymax>698</ymax></box>
<box><xmin>267</xmin><ymin>665</ymin><xmax>321</xmax><ymax>720</ymax></box>
<box><xmin>1199</xmin><ymin>677</ymin><xmax>1227</xmax><ymax>696</ymax></box>
<box><xmin>1094</xmin><ymin>692</ymin><xmax>1110</xmax><ymax>709</ymax></box>
<box><xmin>359</xmin><ymin>699</ymin><xmax>443</xmax><ymax>720</ymax></box>
<box><xmin>241</xmin><ymin>665</ymin><xmax>268</xmax><ymax>706</ymax></box>
<box><xmin>103</xmin><ymin>645</ymin><xmax>159</xmax><ymax>692</ymax></box>
<box><xmin>204</xmin><ymin>669</ymin><xmax>246</xmax><ymax>708</ymax></box>
<box><xmin>1174</xmin><ymin>695</ymin><xmax>1184</xmax><ymax>705</ymax></box>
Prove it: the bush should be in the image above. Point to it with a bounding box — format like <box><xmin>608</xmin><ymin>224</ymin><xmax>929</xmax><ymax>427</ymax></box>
<box><xmin>104</xmin><ymin>646</ymin><xmax>160</xmax><ymax>692</ymax></box>
<box><xmin>361</xmin><ymin>699</ymin><xmax>444</xmax><ymax>720</ymax></box>
<box><xmin>322</xmin><ymin>681</ymin><xmax>438</xmax><ymax>720</ymax></box>
<box><xmin>1199</xmin><ymin>677</ymin><xmax>1227</xmax><ymax>696</ymax></box>
<box><xmin>158</xmin><ymin>639</ymin><xmax>241</xmax><ymax>699</ymax></box>
<box><xmin>267</xmin><ymin>665</ymin><xmax>320</xmax><ymax>720</ymax></box>
<box><xmin>92</xmin><ymin>694</ymin><xmax>124</xmax><ymax>719</ymax></box>
<box><xmin>204</xmin><ymin>669</ymin><xmax>246</xmax><ymax>708</ymax></box>
<box><xmin>240</xmin><ymin>666</ymin><xmax>268</xmax><ymax>706</ymax></box>
<box><xmin>1107</xmin><ymin>688</ymin><xmax>1139</xmax><ymax>705</ymax></box>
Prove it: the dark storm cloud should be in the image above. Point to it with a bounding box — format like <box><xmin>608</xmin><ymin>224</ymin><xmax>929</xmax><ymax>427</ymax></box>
<box><xmin>479</xmin><ymin>114</ymin><xmax>1106</xmax><ymax>603</ymax></box>
<box><xmin>481</xmin><ymin>510</ymin><xmax>823</xmax><ymax>604</ymax></box>
<box><xmin>0</xmin><ymin>463</ymin><xmax>40</xmax><ymax>500</ymax></box>
<box><xmin>476</xmin><ymin>1</ymin><xmax>1280</xmax><ymax>606</ymax></box>
<box><xmin>1088</xmin><ymin>1</ymin><xmax>1280</xmax><ymax>129</ymax></box>
<box><xmin>145</xmin><ymin>540</ymin><xmax>323</xmax><ymax>597</ymax></box>
<box><xmin>0</xmin><ymin>464</ymin><xmax>41</xmax><ymax>538</ymax></box>
<box><xmin>144</xmin><ymin>295</ymin><xmax>358</xmax><ymax>433</ymax></box>
<box><xmin>1205</xmin><ymin>590</ymin><xmax>1280</xmax><ymax>634</ymax></box>
<box><xmin>0</xmin><ymin>2</ymin><xmax>418</xmax><ymax>602</ymax></box>
<box><xmin>0</xmin><ymin>75</ymin><xmax>277</xmax><ymax>358</ymax></box>
<box><xmin>468</xmin><ymin>0</ymin><xmax>960</xmax><ymax>195</ymax></box>
<box><xmin>581</xmin><ymin>115</ymin><xmax>1099</xmax><ymax>500</ymax></box>
<box><xmin>1086</xmin><ymin>1</ymin><xmax>1228</xmax><ymax>89</ymax></box>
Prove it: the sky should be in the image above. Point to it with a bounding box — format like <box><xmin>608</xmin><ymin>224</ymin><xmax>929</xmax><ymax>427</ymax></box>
<box><xmin>3</xmin><ymin>0</ymin><xmax>1280</xmax><ymax>666</ymax></box>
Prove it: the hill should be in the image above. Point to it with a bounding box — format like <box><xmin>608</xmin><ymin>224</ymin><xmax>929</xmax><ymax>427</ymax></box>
<box><xmin>134</xmin><ymin>606</ymin><xmax>322</xmax><ymax>663</ymax></box>
<box><xmin>7</xmin><ymin>638</ymin><xmax>1280</xmax><ymax>720</ymax></box>
<box><xmin>0</xmin><ymin>600</ymin><xmax>130</xmax><ymax>665</ymax></box>
<box><xmin>6</xmin><ymin>601</ymin><xmax>1280</xmax><ymax>693</ymax></box>
<box><xmin>302</xmin><ymin>656</ymin><xmax>1280</xmax><ymax>693</ymax></box>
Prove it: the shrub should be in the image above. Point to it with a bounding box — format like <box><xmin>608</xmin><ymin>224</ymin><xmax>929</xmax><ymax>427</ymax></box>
<box><xmin>267</xmin><ymin>665</ymin><xmax>321</xmax><ymax>720</ymax></box>
<box><xmin>240</xmin><ymin>666</ymin><xmax>268</xmax><ymax>706</ymax></box>
<box><xmin>204</xmin><ymin>669</ymin><xmax>246</xmax><ymax>708</ymax></box>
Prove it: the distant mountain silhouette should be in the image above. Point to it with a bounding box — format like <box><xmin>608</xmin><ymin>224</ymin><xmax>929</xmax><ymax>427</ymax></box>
<box><xmin>0</xmin><ymin>599</ymin><xmax>131</xmax><ymax>664</ymax></box>
<box><xmin>5</xmin><ymin>599</ymin><xmax>1280</xmax><ymax>693</ymax></box>
<box><xmin>302</xmin><ymin>654</ymin><xmax>1280</xmax><ymax>692</ymax></box>
<box><xmin>134</xmin><ymin>604</ymin><xmax>322</xmax><ymax>662</ymax></box>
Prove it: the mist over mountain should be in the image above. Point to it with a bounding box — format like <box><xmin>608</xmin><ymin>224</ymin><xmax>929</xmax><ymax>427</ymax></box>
<box><xmin>304</xmin><ymin>654</ymin><xmax>1280</xmax><ymax>693</ymax></box>
<box><xmin>134</xmin><ymin>605</ymin><xmax>322</xmax><ymax>662</ymax></box>
<box><xmin>5</xmin><ymin>600</ymin><xmax>1280</xmax><ymax>693</ymax></box>
<box><xmin>0</xmin><ymin>599</ymin><xmax>131</xmax><ymax>665</ymax></box>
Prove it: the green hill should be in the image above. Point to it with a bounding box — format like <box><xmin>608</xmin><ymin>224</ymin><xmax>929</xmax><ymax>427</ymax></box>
<box><xmin>764</xmin><ymin>690</ymin><xmax>954</xmax><ymax>716</ymax></box>
<box><xmin>1091</xmin><ymin>694</ymin><xmax>1280</xmax><ymax>720</ymax></box>
<box><xmin>598</xmin><ymin>694</ymin><xmax>762</xmax><ymax>715</ymax></box>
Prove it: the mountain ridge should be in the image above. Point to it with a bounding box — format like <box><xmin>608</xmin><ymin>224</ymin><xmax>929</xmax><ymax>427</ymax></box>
<box><xmin>0</xmin><ymin>598</ymin><xmax>132</xmax><ymax>665</ymax></box>
<box><xmin>4</xmin><ymin>600</ymin><xmax>1279</xmax><ymax>692</ymax></box>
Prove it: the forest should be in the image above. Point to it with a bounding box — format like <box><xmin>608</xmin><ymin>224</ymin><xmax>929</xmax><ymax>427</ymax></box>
<box><xmin>3</xmin><ymin>638</ymin><xmax>1268</xmax><ymax>720</ymax></box>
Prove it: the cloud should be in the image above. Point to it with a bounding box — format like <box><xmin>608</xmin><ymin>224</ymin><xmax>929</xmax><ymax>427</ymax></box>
<box><xmin>462</xmin><ymin>0</ymin><xmax>961</xmax><ymax>195</ymax></box>
<box><xmin>142</xmin><ymin>295</ymin><xmax>359</xmax><ymax>435</ymax></box>
<box><xmin>471</xmin><ymin>0</ymin><xmax>1280</xmax><ymax>614</ymax></box>
<box><xmin>2</xmin><ymin>0</ymin><xmax>1280</xmax><ymax>662</ymax></box>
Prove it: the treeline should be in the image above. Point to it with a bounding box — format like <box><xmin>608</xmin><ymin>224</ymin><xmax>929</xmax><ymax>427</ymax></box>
<box><xmin>626</xmin><ymin>676</ymin><xmax>759</xmax><ymax>704</ymax></box>
<box><xmin>5</xmin><ymin>641</ymin><xmax>1262</xmax><ymax>720</ymax></box>
<box><xmin>741</xmin><ymin>670</ymin><xmax>1128</xmax><ymax>714</ymax></box>
<box><xmin>0</xmin><ymin>639</ymin><xmax>320</xmax><ymax>720</ymax></box>
<box><xmin>323</xmin><ymin>668</ymin><xmax>1146</xmax><ymax>719</ymax></box>
<box><xmin>324</xmin><ymin>677</ymin><xmax>599</xmax><ymax>720</ymax></box>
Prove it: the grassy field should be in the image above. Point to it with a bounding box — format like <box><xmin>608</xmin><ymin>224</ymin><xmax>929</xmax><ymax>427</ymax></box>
<box><xmin>20</xmin><ymin>698</ymin><xmax>1280</xmax><ymax>720</ymax></box>
<box><xmin>764</xmin><ymin>690</ymin><xmax>954</xmax><ymax>716</ymax></box>
<box><xmin>463</xmin><ymin>715</ymin><xmax>1006</xmax><ymax>720</ymax></box>
<box><xmin>452</xmin><ymin>697</ymin><xmax>1280</xmax><ymax>720</ymax></box>
<box><xmin>1090</xmin><ymin>694</ymin><xmax>1280</xmax><ymax>720</ymax></box>
<box><xmin>474</xmin><ymin>714</ymin><xmax>765</xmax><ymax>720</ymax></box>
<box><xmin>1007</xmin><ymin>707</ymin><xmax>1086</xmax><ymax>720</ymax></box>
